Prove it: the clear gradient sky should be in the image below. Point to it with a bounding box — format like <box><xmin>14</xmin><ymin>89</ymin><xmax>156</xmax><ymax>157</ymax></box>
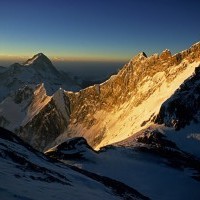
<box><xmin>0</xmin><ymin>0</ymin><xmax>200</xmax><ymax>62</ymax></box>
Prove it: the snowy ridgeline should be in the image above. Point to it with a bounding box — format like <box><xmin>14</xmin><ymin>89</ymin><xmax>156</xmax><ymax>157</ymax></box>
<box><xmin>0</xmin><ymin>127</ymin><xmax>149</xmax><ymax>200</ymax></box>
<box><xmin>1</xmin><ymin>126</ymin><xmax>200</xmax><ymax>200</ymax></box>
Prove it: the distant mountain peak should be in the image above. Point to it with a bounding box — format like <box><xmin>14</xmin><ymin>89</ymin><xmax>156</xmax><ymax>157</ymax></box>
<box><xmin>36</xmin><ymin>52</ymin><xmax>46</xmax><ymax>57</ymax></box>
<box><xmin>23</xmin><ymin>53</ymin><xmax>61</xmax><ymax>78</ymax></box>
<box><xmin>24</xmin><ymin>53</ymin><xmax>52</xmax><ymax>66</ymax></box>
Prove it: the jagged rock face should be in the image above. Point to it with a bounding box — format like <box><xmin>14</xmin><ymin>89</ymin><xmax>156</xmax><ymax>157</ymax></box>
<box><xmin>18</xmin><ymin>99</ymin><xmax>68</xmax><ymax>151</ymax></box>
<box><xmin>18</xmin><ymin>89</ymin><xmax>71</xmax><ymax>151</ymax></box>
<box><xmin>0</xmin><ymin>83</ymin><xmax>71</xmax><ymax>151</ymax></box>
<box><xmin>155</xmin><ymin>65</ymin><xmax>200</xmax><ymax>130</ymax></box>
<box><xmin>56</xmin><ymin>42</ymin><xmax>200</xmax><ymax>149</ymax></box>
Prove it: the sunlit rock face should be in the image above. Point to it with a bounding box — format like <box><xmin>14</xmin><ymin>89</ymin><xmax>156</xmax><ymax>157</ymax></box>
<box><xmin>56</xmin><ymin>42</ymin><xmax>200</xmax><ymax>149</ymax></box>
<box><xmin>1</xmin><ymin>42</ymin><xmax>200</xmax><ymax>151</ymax></box>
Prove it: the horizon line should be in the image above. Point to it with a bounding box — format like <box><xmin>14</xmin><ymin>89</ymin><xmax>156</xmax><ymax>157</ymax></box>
<box><xmin>0</xmin><ymin>54</ymin><xmax>129</xmax><ymax>63</ymax></box>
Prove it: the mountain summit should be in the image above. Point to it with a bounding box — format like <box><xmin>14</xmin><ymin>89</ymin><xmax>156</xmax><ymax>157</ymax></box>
<box><xmin>0</xmin><ymin>53</ymin><xmax>81</xmax><ymax>101</ymax></box>
<box><xmin>24</xmin><ymin>53</ymin><xmax>52</xmax><ymax>66</ymax></box>
<box><xmin>23</xmin><ymin>53</ymin><xmax>60</xmax><ymax>77</ymax></box>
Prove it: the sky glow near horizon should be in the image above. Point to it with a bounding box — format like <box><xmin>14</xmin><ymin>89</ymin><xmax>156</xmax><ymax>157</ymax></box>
<box><xmin>0</xmin><ymin>0</ymin><xmax>200</xmax><ymax>63</ymax></box>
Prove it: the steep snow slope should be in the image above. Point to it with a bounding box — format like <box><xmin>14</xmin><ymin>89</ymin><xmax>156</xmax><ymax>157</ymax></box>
<box><xmin>0</xmin><ymin>53</ymin><xmax>81</xmax><ymax>101</ymax></box>
<box><xmin>46</xmin><ymin>137</ymin><xmax>200</xmax><ymax>200</ymax></box>
<box><xmin>141</xmin><ymin>63</ymin><xmax>200</xmax><ymax>158</ymax></box>
<box><xmin>0</xmin><ymin>127</ymin><xmax>149</xmax><ymax>200</ymax></box>
<box><xmin>155</xmin><ymin>64</ymin><xmax>200</xmax><ymax>129</ymax></box>
<box><xmin>116</xmin><ymin>61</ymin><xmax>200</xmax><ymax>159</ymax></box>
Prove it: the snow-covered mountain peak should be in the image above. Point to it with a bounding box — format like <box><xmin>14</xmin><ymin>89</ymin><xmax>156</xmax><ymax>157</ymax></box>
<box><xmin>0</xmin><ymin>52</ymin><xmax>81</xmax><ymax>102</ymax></box>
<box><xmin>23</xmin><ymin>52</ymin><xmax>61</xmax><ymax>77</ymax></box>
